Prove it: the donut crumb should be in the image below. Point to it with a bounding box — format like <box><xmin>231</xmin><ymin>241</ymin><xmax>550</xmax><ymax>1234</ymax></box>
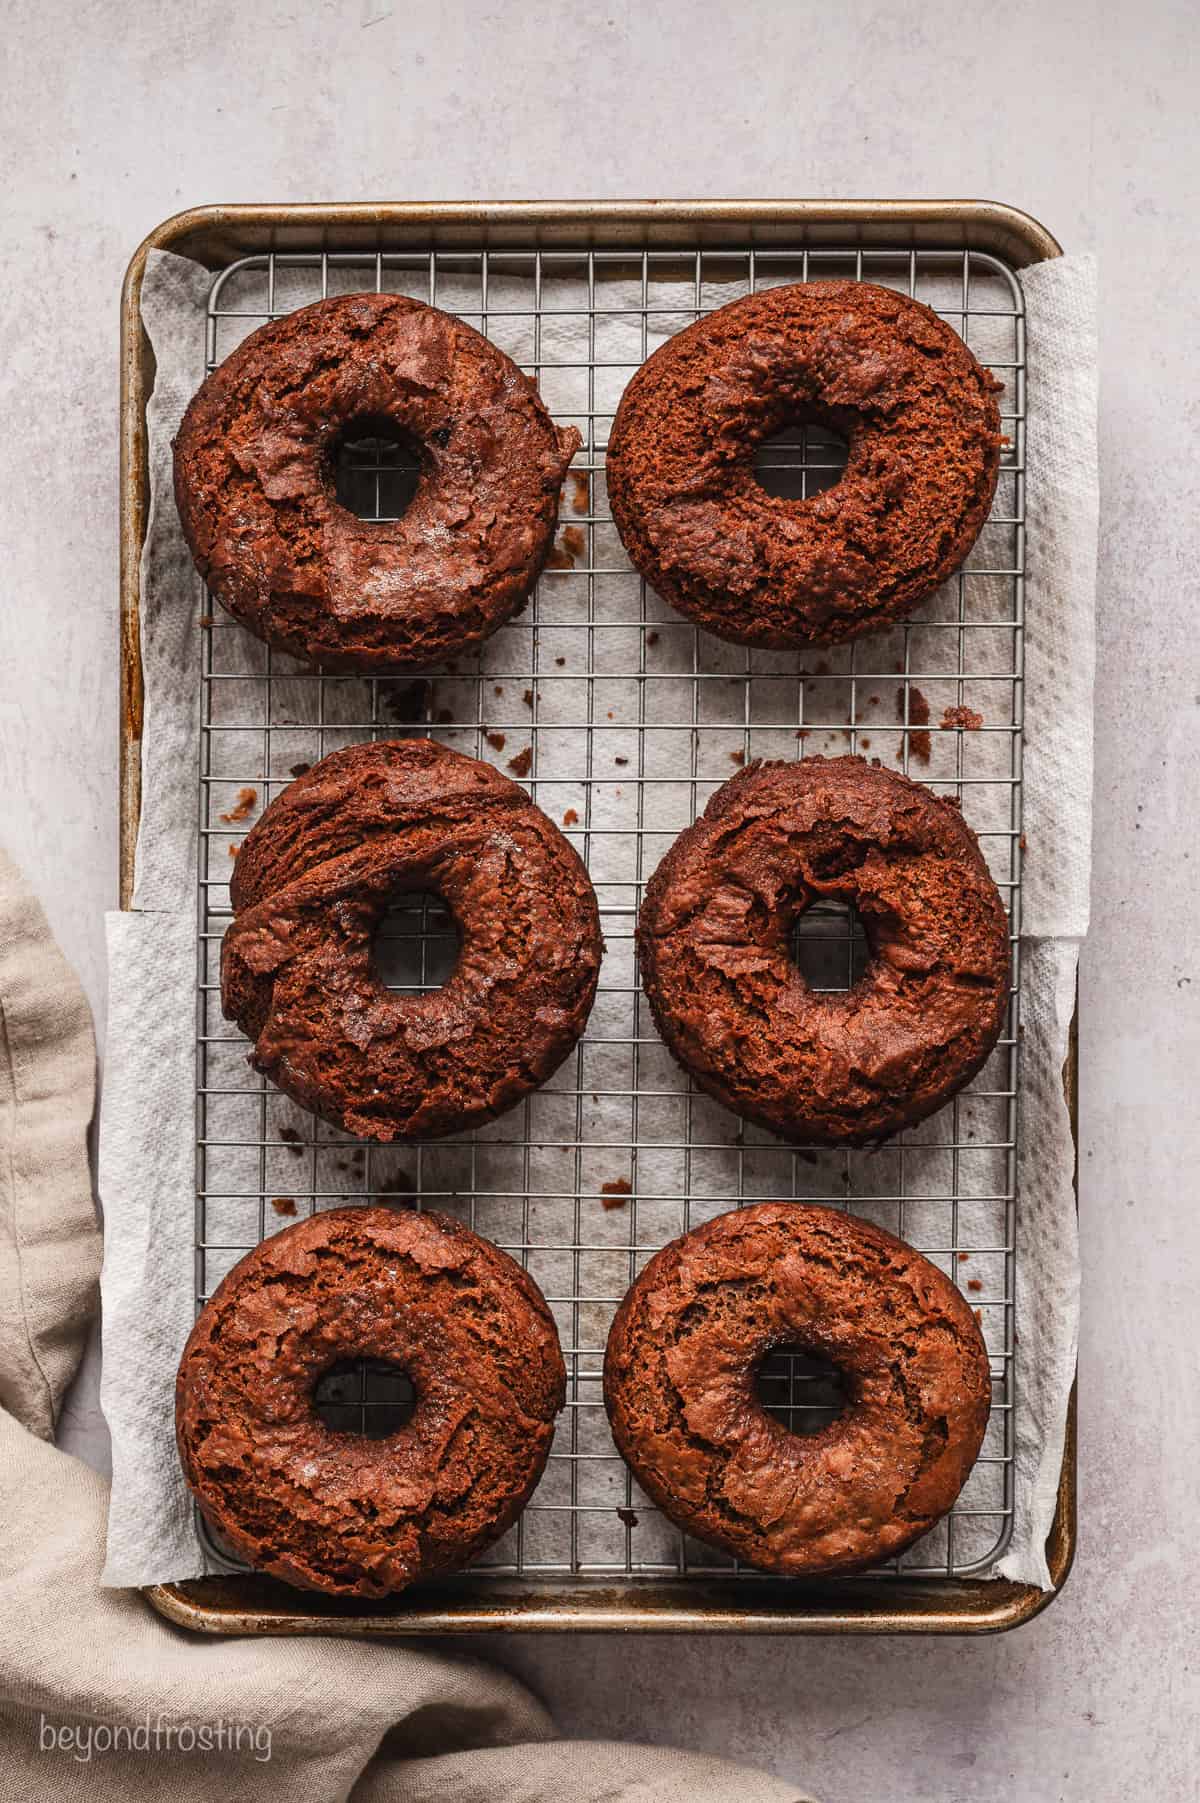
<box><xmin>898</xmin><ymin>727</ymin><xmax>933</xmax><ymax>764</ymax></box>
<box><xmin>601</xmin><ymin>1178</ymin><xmax>632</xmax><ymax>1209</ymax></box>
<box><xmin>570</xmin><ymin>472</ymin><xmax>590</xmax><ymax>514</ymax></box>
<box><xmin>279</xmin><ymin>1127</ymin><xmax>305</xmax><ymax>1157</ymax></box>
<box><xmin>270</xmin><ymin>1196</ymin><xmax>297</xmax><ymax>1217</ymax></box>
<box><xmin>227</xmin><ymin>842</ymin><xmax>240</xmax><ymax>858</ymax></box>
<box><xmin>730</xmin><ymin>748</ymin><xmax>746</xmax><ymax>766</ymax></box>
<box><xmin>485</xmin><ymin>731</ymin><xmax>506</xmax><ymax>752</ymax></box>
<box><xmin>563</xmin><ymin>808</ymin><xmax>579</xmax><ymax>827</ymax></box>
<box><xmin>507</xmin><ymin>746</ymin><xmax>534</xmax><ymax>778</ymax></box>
<box><xmin>896</xmin><ymin>685</ymin><xmax>931</xmax><ymax>726</ymax></box>
<box><xmin>219</xmin><ymin>786</ymin><xmax>258</xmax><ymax>824</ymax></box>
<box><xmin>646</xmin><ymin>630</ymin><xmax>660</xmax><ymax>647</ymax></box>
<box><xmin>616</xmin><ymin>1507</ymin><xmax>639</xmax><ymax>1528</ymax></box>
<box><xmin>967</xmin><ymin>1278</ymin><xmax>983</xmax><ymax>1292</ymax></box>
<box><xmin>941</xmin><ymin>705</ymin><xmax>984</xmax><ymax>731</ymax></box>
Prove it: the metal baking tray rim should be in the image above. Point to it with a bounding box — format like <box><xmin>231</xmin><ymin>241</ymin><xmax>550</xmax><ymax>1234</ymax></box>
<box><xmin>120</xmin><ymin>198</ymin><xmax>1075</xmax><ymax>1637</ymax></box>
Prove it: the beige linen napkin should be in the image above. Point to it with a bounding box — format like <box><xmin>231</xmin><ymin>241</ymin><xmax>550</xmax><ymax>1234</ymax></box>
<box><xmin>0</xmin><ymin>843</ymin><xmax>811</xmax><ymax>1801</ymax></box>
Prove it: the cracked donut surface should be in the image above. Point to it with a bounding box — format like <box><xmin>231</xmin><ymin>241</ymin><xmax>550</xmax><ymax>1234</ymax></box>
<box><xmin>176</xmin><ymin>1206</ymin><xmax>566</xmax><ymax>1596</ymax></box>
<box><xmin>222</xmin><ymin>739</ymin><xmax>602</xmax><ymax>1141</ymax></box>
<box><xmin>603</xmin><ymin>1202</ymin><xmax>991</xmax><ymax>1575</ymax></box>
<box><xmin>174</xmin><ymin>291</ymin><xmax>580</xmax><ymax>670</ymax></box>
<box><xmin>606</xmin><ymin>280</ymin><xmax>1001</xmax><ymax>648</ymax></box>
<box><xmin>637</xmin><ymin>756</ymin><xmax>1010</xmax><ymax>1145</ymax></box>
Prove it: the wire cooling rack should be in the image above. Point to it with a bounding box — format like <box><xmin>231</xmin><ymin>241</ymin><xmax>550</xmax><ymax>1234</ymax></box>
<box><xmin>194</xmin><ymin>243</ymin><xmax>1025</xmax><ymax>1583</ymax></box>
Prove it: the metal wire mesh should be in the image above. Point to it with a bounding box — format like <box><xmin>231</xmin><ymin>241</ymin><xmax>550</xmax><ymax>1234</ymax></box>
<box><xmin>194</xmin><ymin>243</ymin><xmax>1025</xmax><ymax>1583</ymax></box>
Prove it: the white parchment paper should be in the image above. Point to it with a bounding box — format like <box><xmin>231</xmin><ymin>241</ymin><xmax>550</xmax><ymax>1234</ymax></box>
<box><xmin>100</xmin><ymin>247</ymin><xmax>1095</xmax><ymax>1590</ymax></box>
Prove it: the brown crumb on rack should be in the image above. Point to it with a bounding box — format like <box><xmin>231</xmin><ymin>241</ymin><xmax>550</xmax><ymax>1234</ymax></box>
<box><xmin>615</xmin><ymin>755</ymin><xmax>629</xmax><ymax>767</ymax></box>
<box><xmin>958</xmin><ymin>1250</ymin><xmax>970</xmax><ymax>1262</ymax></box>
<box><xmin>601</xmin><ymin>1177</ymin><xmax>632</xmax><ymax>1209</ymax></box>
<box><xmin>507</xmin><ymin>745</ymin><xmax>533</xmax><ymax>778</ymax></box>
<box><xmin>646</xmin><ymin>630</ymin><xmax>660</xmax><ymax>647</ymax></box>
<box><xmin>270</xmin><ymin>1196</ymin><xmax>297</xmax><ymax>1217</ymax></box>
<box><xmin>485</xmin><ymin>731</ymin><xmax>506</xmax><ymax>752</ymax></box>
<box><xmin>896</xmin><ymin>685</ymin><xmax>931</xmax><ymax>726</ymax></box>
<box><xmin>219</xmin><ymin>786</ymin><xmax>258</xmax><ymax>824</ymax></box>
<box><xmin>973</xmin><ymin>1308</ymin><xmax>983</xmax><ymax>1326</ymax></box>
<box><xmin>289</xmin><ymin>761</ymin><xmax>311</xmax><ymax>778</ymax></box>
<box><xmin>523</xmin><ymin>688</ymin><xmax>535</xmax><ymax>708</ymax></box>
<box><xmin>570</xmin><ymin>472</ymin><xmax>590</xmax><ymax>514</ymax></box>
<box><xmin>897</xmin><ymin>694</ymin><xmax>933</xmax><ymax>761</ymax></box>
<box><xmin>941</xmin><ymin>705</ymin><xmax>984</xmax><ymax>732</ymax></box>
<box><xmin>967</xmin><ymin>1278</ymin><xmax>983</xmax><ymax>1293</ymax></box>
<box><xmin>494</xmin><ymin>684</ymin><xmax>504</xmax><ymax>697</ymax></box>
<box><xmin>198</xmin><ymin>613</ymin><xmax>213</xmax><ymax>628</ymax></box>
<box><xmin>730</xmin><ymin>748</ymin><xmax>746</xmax><ymax>766</ymax></box>
<box><xmin>555</xmin><ymin>655</ymin><xmax>566</xmax><ymax>666</ymax></box>
<box><xmin>866</xmin><ymin>694</ymin><xmax>879</xmax><ymax>707</ymax></box>
<box><xmin>279</xmin><ymin>1126</ymin><xmax>304</xmax><ymax>1156</ymax></box>
<box><xmin>794</xmin><ymin>728</ymin><xmax>810</xmax><ymax>741</ymax></box>
<box><xmin>860</xmin><ymin>737</ymin><xmax>871</xmax><ymax>750</ymax></box>
<box><xmin>547</xmin><ymin>524</ymin><xmax>586</xmax><ymax>570</ymax></box>
<box><xmin>1019</xmin><ymin>833</ymin><xmax>1028</xmax><ymax>852</ymax></box>
<box><xmin>379</xmin><ymin>678</ymin><xmax>430</xmax><ymax>724</ymax></box>
<box><xmin>227</xmin><ymin>842</ymin><xmax>240</xmax><ymax>859</ymax></box>
<box><xmin>616</xmin><ymin>1507</ymin><xmax>639</xmax><ymax>1528</ymax></box>
<box><xmin>563</xmin><ymin>807</ymin><xmax>579</xmax><ymax>827</ymax></box>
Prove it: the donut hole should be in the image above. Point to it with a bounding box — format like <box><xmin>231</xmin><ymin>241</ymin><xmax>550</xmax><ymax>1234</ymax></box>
<box><xmin>756</xmin><ymin>1345</ymin><xmax>847</xmax><ymax>1437</ymax></box>
<box><xmin>790</xmin><ymin>899</ymin><xmax>870</xmax><ymax>993</ymax></box>
<box><xmin>752</xmin><ymin>420</ymin><xmax>848</xmax><ymax>500</ymax></box>
<box><xmin>313</xmin><ymin>1357</ymin><xmax>416</xmax><ymax>1438</ymax></box>
<box><xmin>331</xmin><ymin>414</ymin><xmax>423</xmax><ymax>522</ymax></box>
<box><xmin>371</xmin><ymin>889</ymin><xmax>460</xmax><ymax>995</ymax></box>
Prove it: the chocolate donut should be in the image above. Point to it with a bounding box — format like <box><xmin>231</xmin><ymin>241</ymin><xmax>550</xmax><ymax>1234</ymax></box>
<box><xmin>637</xmin><ymin>756</ymin><xmax>1010</xmax><ymax>1145</ymax></box>
<box><xmin>606</xmin><ymin>280</ymin><xmax>1001</xmax><ymax>647</ymax></box>
<box><xmin>222</xmin><ymin>739</ymin><xmax>602</xmax><ymax>1140</ymax></box>
<box><xmin>174</xmin><ymin>292</ymin><xmax>580</xmax><ymax>670</ymax></box>
<box><xmin>177</xmin><ymin>1206</ymin><xmax>566</xmax><ymax>1596</ymax></box>
<box><xmin>604</xmin><ymin>1203</ymin><xmax>991</xmax><ymax>1575</ymax></box>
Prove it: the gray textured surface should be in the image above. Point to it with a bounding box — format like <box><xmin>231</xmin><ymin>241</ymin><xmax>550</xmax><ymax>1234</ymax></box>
<box><xmin>1</xmin><ymin>3</ymin><xmax>1195</xmax><ymax>1798</ymax></box>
